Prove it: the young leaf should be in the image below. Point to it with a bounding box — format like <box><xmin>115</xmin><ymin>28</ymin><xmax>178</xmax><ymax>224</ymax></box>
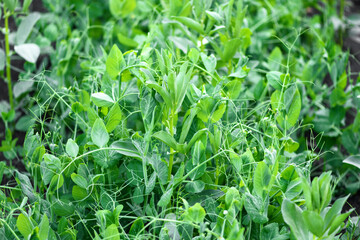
<box><xmin>266</xmin><ymin>71</ymin><xmax>283</xmax><ymax>90</ymax></box>
<box><xmin>281</xmin><ymin>199</ymin><xmax>310</xmax><ymax>240</ymax></box>
<box><xmin>302</xmin><ymin>210</ymin><xmax>324</xmax><ymax>237</ymax></box>
<box><xmin>106</xmin><ymin>44</ymin><xmax>124</xmax><ymax>80</ymax></box>
<box><xmin>183</xmin><ymin>203</ymin><xmax>206</xmax><ymax>223</ymax></box>
<box><xmin>172</xmin><ymin>16</ymin><xmax>205</xmax><ymax>34</ymax></box>
<box><xmin>16</xmin><ymin>12</ymin><xmax>41</xmax><ymax>45</ymax></box>
<box><xmin>104</xmin><ymin>224</ymin><xmax>120</xmax><ymax>240</ymax></box>
<box><xmin>253</xmin><ymin>161</ymin><xmax>271</xmax><ymax>198</ymax></box>
<box><xmin>244</xmin><ymin>193</ymin><xmax>268</xmax><ymax>224</ymax></box>
<box><xmin>106</xmin><ymin>104</ymin><xmax>122</xmax><ymax>133</ymax></box>
<box><xmin>153</xmin><ymin>131</ymin><xmax>178</xmax><ymax>150</ymax></box>
<box><xmin>200</xmin><ymin>53</ymin><xmax>217</xmax><ymax>74</ymax></box>
<box><xmin>66</xmin><ymin>139</ymin><xmax>79</xmax><ymax>158</ymax></box>
<box><xmin>185</xmin><ymin>180</ymin><xmax>205</xmax><ymax>193</ymax></box>
<box><xmin>38</xmin><ymin>214</ymin><xmax>49</xmax><ymax>240</ymax></box>
<box><xmin>158</xmin><ymin>188</ymin><xmax>173</xmax><ymax>208</ymax></box>
<box><xmin>343</xmin><ymin>155</ymin><xmax>360</xmax><ymax>169</ymax></box>
<box><xmin>91</xmin><ymin>119</ymin><xmax>109</xmax><ymax>148</ymax></box>
<box><xmin>71</xmin><ymin>173</ymin><xmax>88</xmax><ymax>189</ymax></box>
<box><xmin>14</xmin><ymin>43</ymin><xmax>40</xmax><ymax>63</ymax></box>
<box><xmin>16</xmin><ymin>213</ymin><xmax>33</xmax><ymax>239</ymax></box>
<box><xmin>129</xmin><ymin>218</ymin><xmax>144</xmax><ymax>237</ymax></box>
<box><xmin>91</xmin><ymin>93</ymin><xmax>114</xmax><ymax>107</ymax></box>
<box><xmin>111</xmin><ymin>140</ymin><xmax>142</xmax><ymax>159</ymax></box>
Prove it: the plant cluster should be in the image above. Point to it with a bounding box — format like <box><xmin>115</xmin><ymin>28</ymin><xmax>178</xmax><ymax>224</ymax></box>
<box><xmin>0</xmin><ymin>0</ymin><xmax>359</xmax><ymax>239</ymax></box>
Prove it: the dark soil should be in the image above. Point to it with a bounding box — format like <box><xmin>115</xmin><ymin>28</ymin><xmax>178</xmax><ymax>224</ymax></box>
<box><xmin>0</xmin><ymin>0</ymin><xmax>47</xmax><ymax>179</ymax></box>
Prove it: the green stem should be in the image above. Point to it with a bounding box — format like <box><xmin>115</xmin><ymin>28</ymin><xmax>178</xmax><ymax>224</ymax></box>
<box><xmin>5</xmin><ymin>12</ymin><xmax>14</xmax><ymax>111</ymax></box>
<box><xmin>167</xmin><ymin>110</ymin><xmax>175</xmax><ymax>182</ymax></box>
<box><xmin>215</xmin><ymin>157</ymin><xmax>220</xmax><ymax>185</ymax></box>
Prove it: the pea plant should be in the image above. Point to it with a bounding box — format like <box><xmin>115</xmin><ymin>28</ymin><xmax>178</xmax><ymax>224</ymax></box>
<box><xmin>0</xmin><ymin>0</ymin><xmax>359</xmax><ymax>239</ymax></box>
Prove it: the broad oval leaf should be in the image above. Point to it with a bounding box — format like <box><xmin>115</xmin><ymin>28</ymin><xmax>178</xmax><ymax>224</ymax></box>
<box><xmin>66</xmin><ymin>139</ymin><xmax>79</xmax><ymax>158</ymax></box>
<box><xmin>16</xmin><ymin>213</ymin><xmax>33</xmax><ymax>239</ymax></box>
<box><xmin>14</xmin><ymin>43</ymin><xmax>40</xmax><ymax>63</ymax></box>
<box><xmin>91</xmin><ymin>92</ymin><xmax>114</xmax><ymax>107</ymax></box>
<box><xmin>91</xmin><ymin>118</ymin><xmax>109</xmax><ymax>148</ymax></box>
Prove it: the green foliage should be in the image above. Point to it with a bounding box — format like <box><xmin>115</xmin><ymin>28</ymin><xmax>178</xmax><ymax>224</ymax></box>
<box><xmin>0</xmin><ymin>0</ymin><xmax>358</xmax><ymax>239</ymax></box>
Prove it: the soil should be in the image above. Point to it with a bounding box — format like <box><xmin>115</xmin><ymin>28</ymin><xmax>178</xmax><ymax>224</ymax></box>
<box><xmin>0</xmin><ymin>0</ymin><xmax>47</xmax><ymax>180</ymax></box>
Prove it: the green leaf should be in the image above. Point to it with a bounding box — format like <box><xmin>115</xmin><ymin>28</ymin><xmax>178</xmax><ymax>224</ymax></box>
<box><xmin>14</xmin><ymin>43</ymin><xmax>40</xmax><ymax>63</ymax></box>
<box><xmin>266</xmin><ymin>71</ymin><xmax>283</xmax><ymax>90</ymax></box>
<box><xmin>268</xmin><ymin>47</ymin><xmax>283</xmax><ymax>71</ymax></box>
<box><xmin>91</xmin><ymin>119</ymin><xmax>109</xmax><ymax>148</ymax></box>
<box><xmin>328</xmin><ymin>211</ymin><xmax>353</xmax><ymax>235</ymax></box>
<box><xmin>117</xmin><ymin>33</ymin><xmax>138</xmax><ymax>48</ymax></box>
<box><xmin>145</xmin><ymin>172</ymin><xmax>156</xmax><ymax>195</ymax></box>
<box><xmin>183</xmin><ymin>203</ymin><xmax>206</xmax><ymax>223</ymax></box>
<box><xmin>244</xmin><ymin>193</ymin><xmax>268</xmax><ymax>224</ymax></box>
<box><xmin>71</xmin><ymin>173</ymin><xmax>88</xmax><ymax>189</ymax></box>
<box><xmin>16</xmin><ymin>213</ymin><xmax>33</xmax><ymax>239</ymax></box>
<box><xmin>66</xmin><ymin>139</ymin><xmax>79</xmax><ymax>158</ymax></box>
<box><xmin>106</xmin><ymin>44</ymin><xmax>124</xmax><ymax>80</ymax></box>
<box><xmin>72</xmin><ymin>185</ymin><xmax>88</xmax><ymax>200</ymax></box>
<box><xmin>343</xmin><ymin>155</ymin><xmax>360</xmax><ymax>169</ymax></box>
<box><xmin>16</xmin><ymin>12</ymin><xmax>41</xmax><ymax>45</ymax></box>
<box><xmin>302</xmin><ymin>210</ymin><xmax>324</xmax><ymax>237</ymax></box>
<box><xmin>106</xmin><ymin>104</ymin><xmax>122</xmax><ymax>133</ymax></box>
<box><xmin>49</xmin><ymin>174</ymin><xmax>64</xmax><ymax>191</ymax></box>
<box><xmin>172</xmin><ymin>16</ymin><xmax>205</xmax><ymax>34</ymax></box>
<box><xmin>104</xmin><ymin>224</ymin><xmax>120</xmax><ymax>240</ymax></box>
<box><xmin>324</xmin><ymin>196</ymin><xmax>349</xmax><ymax>229</ymax></box>
<box><xmin>200</xmin><ymin>53</ymin><xmax>217</xmax><ymax>74</ymax></box>
<box><xmin>4</xmin><ymin>0</ymin><xmax>16</xmax><ymax>11</ymax></box>
<box><xmin>146</xmin><ymin>82</ymin><xmax>172</xmax><ymax>107</ymax></box>
<box><xmin>158</xmin><ymin>188</ymin><xmax>173</xmax><ymax>208</ymax></box>
<box><xmin>281</xmin><ymin>199</ymin><xmax>310</xmax><ymax>240</ymax></box>
<box><xmin>253</xmin><ymin>161</ymin><xmax>271</xmax><ymax>198</ymax></box>
<box><xmin>271</xmin><ymin>89</ymin><xmax>301</xmax><ymax>128</ymax></box>
<box><xmin>109</xmin><ymin>0</ymin><xmax>136</xmax><ymax>18</ymax></box>
<box><xmin>222</xmin><ymin>38</ymin><xmax>242</xmax><ymax>62</ymax></box>
<box><xmin>38</xmin><ymin>215</ymin><xmax>49</xmax><ymax>240</ymax></box>
<box><xmin>153</xmin><ymin>131</ymin><xmax>178</xmax><ymax>150</ymax></box>
<box><xmin>111</xmin><ymin>140</ymin><xmax>142</xmax><ymax>159</ymax></box>
<box><xmin>185</xmin><ymin>180</ymin><xmax>205</xmax><ymax>193</ymax></box>
<box><xmin>188</xmin><ymin>48</ymin><xmax>199</xmax><ymax>63</ymax></box>
<box><xmin>53</xmin><ymin>199</ymin><xmax>75</xmax><ymax>217</ymax></box>
<box><xmin>129</xmin><ymin>218</ymin><xmax>144</xmax><ymax>237</ymax></box>
<box><xmin>91</xmin><ymin>92</ymin><xmax>114</xmax><ymax>107</ymax></box>
<box><xmin>16</xmin><ymin>171</ymin><xmax>35</xmax><ymax>201</ymax></box>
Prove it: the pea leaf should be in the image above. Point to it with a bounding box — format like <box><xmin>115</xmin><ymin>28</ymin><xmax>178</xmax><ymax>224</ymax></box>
<box><xmin>16</xmin><ymin>213</ymin><xmax>33</xmax><ymax>239</ymax></box>
<box><xmin>14</xmin><ymin>43</ymin><xmax>40</xmax><ymax>63</ymax></box>
<box><xmin>185</xmin><ymin>180</ymin><xmax>205</xmax><ymax>193</ymax></box>
<box><xmin>266</xmin><ymin>71</ymin><xmax>283</xmax><ymax>90</ymax></box>
<box><xmin>91</xmin><ymin>119</ymin><xmax>109</xmax><ymax>148</ymax></box>
<box><xmin>106</xmin><ymin>44</ymin><xmax>124</xmax><ymax>80</ymax></box>
<box><xmin>106</xmin><ymin>104</ymin><xmax>122</xmax><ymax>133</ymax></box>
<box><xmin>16</xmin><ymin>12</ymin><xmax>41</xmax><ymax>45</ymax></box>
<box><xmin>66</xmin><ymin>139</ymin><xmax>79</xmax><ymax>158</ymax></box>
<box><xmin>104</xmin><ymin>224</ymin><xmax>120</xmax><ymax>240</ymax></box>
<box><xmin>38</xmin><ymin>214</ymin><xmax>49</xmax><ymax>240</ymax></box>
<box><xmin>253</xmin><ymin>161</ymin><xmax>271</xmax><ymax>198</ymax></box>
<box><xmin>91</xmin><ymin>92</ymin><xmax>114</xmax><ymax>107</ymax></box>
<box><xmin>183</xmin><ymin>203</ymin><xmax>206</xmax><ymax>223</ymax></box>
<box><xmin>158</xmin><ymin>188</ymin><xmax>173</xmax><ymax>208</ymax></box>
<box><xmin>343</xmin><ymin>155</ymin><xmax>360</xmax><ymax>169</ymax></box>
<box><xmin>302</xmin><ymin>210</ymin><xmax>324</xmax><ymax>237</ymax></box>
